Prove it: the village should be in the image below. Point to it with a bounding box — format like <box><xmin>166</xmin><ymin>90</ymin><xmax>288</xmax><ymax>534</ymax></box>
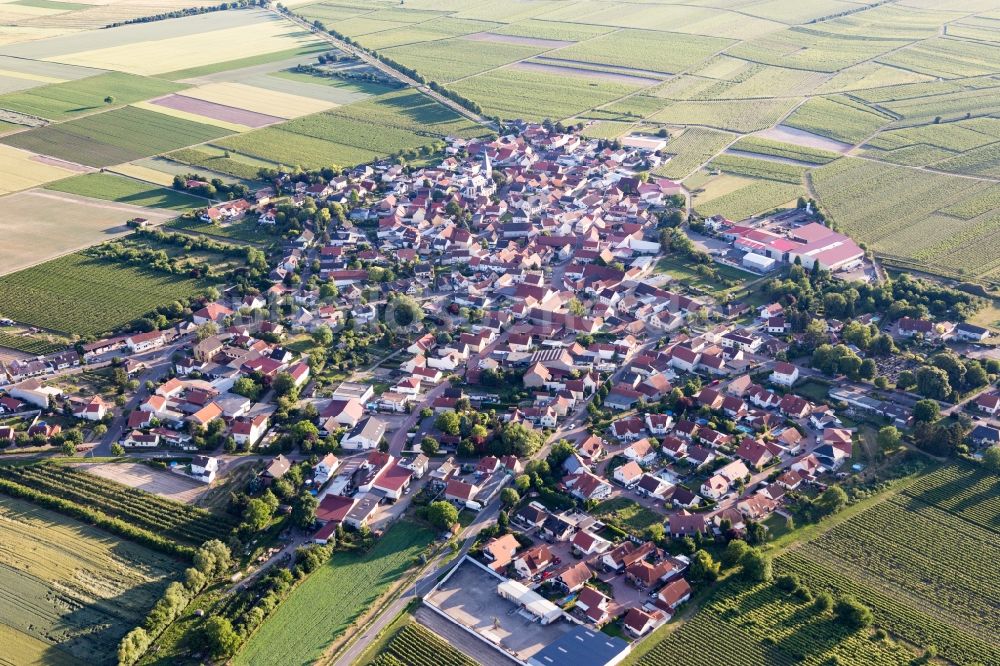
<box><xmin>1</xmin><ymin>122</ymin><xmax>998</xmax><ymax>666</ymax></box>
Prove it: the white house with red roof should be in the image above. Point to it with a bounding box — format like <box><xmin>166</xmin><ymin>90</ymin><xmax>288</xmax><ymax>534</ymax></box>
<box><xmin>126</xmin><ymin>331</ymin><xmax>165</xmax><ymax>353</ymax></box>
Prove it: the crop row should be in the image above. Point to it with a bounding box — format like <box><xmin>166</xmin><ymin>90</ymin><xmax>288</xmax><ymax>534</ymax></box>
<box><xmin>0</xmin><ymin>106</ymin><xmax>230</xmax><ymax>168</ymax></box>
<box><xmin>450</xmin><ymin>67</ymin><xmax>639</xmax><ymax>121</ymax></box>
<box><xmin>709</xmin><ymin>154</ymin><xmax>806</xmax><ymax>183</ymax></box>
<box><xmin>653</xmin><ymin>127</ymin><xmax>734</xmax><ymax>179</ymax></box>
<box><xmin>0</xmin><ymin>252</ymin><xmax>208</xmax><ymax>336</ymax></box>
<box><xmin>0</xmin><ymin>464</ymin><xmax>231</xmax><ymax>546</ymax></box>
<box><xmin>371</xmin><ymin>624</ymin><xmax>475</xmax><ymax>666</ymax></box>
<box><xmin>0</xmin><ymin>331</ymin><xmax>67</xmax><ymax>355</ymax></box>
<box><xmin>779</xmin><ymin>551</ymin><xmax>1000</xmax><ymax>666</ymax></box>
<box><xmin>730</xmin><ymin>136</ymin><xmax>840</xmax><ymax>165</ymax></box>
<box><xmin>784</xmin><ymin>95</ymin><xmax>893</xmax><ymax>145</ymax></box>
<box><xmin>694</xmin><ymin>179</ymin><xmax>802</xmax><ymax>221</ymax></box>
<box><xmin>900</xmin><ymin>463</ymin><xmax>1000</xmax><ymax>533</ymax></box>
<box><xmin>638</xmin><ymin>609</ymin><xmax>789</xmax><ymax>666</ymax></box>
<box><xmin>805</xmin><ymin>502</ymin><xmax>999</xmax><ymax>631</ymax></box>
<box><xmin>650</xmin><ymin>97</ymin><xmax>797</xmax><ymax>134</ymax></box>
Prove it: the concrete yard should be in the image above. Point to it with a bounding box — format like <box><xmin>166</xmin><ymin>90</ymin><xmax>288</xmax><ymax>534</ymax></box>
<box><xmin>425</xmin><ymin>559</ymin><xmax>573</xmax><ymax>662</ymax></box>
<box><xmin>81</xmin><ymin>462</ymin><xmax>207</xmax><ymax>504</ymax></box>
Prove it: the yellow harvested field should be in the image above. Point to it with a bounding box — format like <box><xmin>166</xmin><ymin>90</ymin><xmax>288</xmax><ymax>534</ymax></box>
<box><xmin>178</xmin><ymin>81</ymin><xmax>336</xmax><ymax>118</ymax></box>
<box><xmin>43</xmin><ymin>20</ymin><xmax>320</xmax><ymax>75</ymax></box>
<box><xmin>0</xmin><ymin>144</ymin><xmax>83</xmax><ymax>196</ymax></box>
<box><xmin>108</xmin><ymin>161</ymin><xmax>178</xmax><ymax>187</ymax></box>
<box><xmin>0</xmin><ymin>3</ymin><xmax>65</xmax><ymax>19</ymax></box>
<box><xmin>0</xmin><ymin>68</ymin><xmax>64</xmax><ymax>84</ymax></box>
<box><xmin>0</xmin><ymin>26</ymin><xmax>75</xmax><ymax>46</ymax></box>
<box><xmin>131</xmin><ymin>99</ymin><xmax>252</xmax><ymax>133</ymax></box>
<box><xmin>0</xmin><ymin>188</ymin><xmax>175</xmax><ymax>276</ymax></box>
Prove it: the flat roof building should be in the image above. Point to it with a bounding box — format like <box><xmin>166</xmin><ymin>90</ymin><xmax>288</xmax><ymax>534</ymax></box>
<box><xmin>497</xmin><ymin>580</ymin><xmax>563</xmax><ymax>625</ymax></box>
<box><xmin>528</xmin><ymin>626</ymin><xmax>631</xmax><ymax>666</ymax></box>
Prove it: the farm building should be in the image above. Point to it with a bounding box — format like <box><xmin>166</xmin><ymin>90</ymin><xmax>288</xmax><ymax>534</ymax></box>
<box><xmin>497</xmin><ymin>580</ymin><xmax>562</xmax><ymax>624</ymax></box>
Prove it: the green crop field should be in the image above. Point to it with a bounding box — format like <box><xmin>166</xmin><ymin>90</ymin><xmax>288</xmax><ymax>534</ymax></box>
<box><xmin>451</xmin><ymin>67</ymin><xmax>640</xmax><ymax>121</ymax></box>
<box><xmin>550</xmin><ymin>29</ymin><xmax>732</xmax><ymax>75</ymax></box>
<box><xmin>0</xmin><ymin>106</ymin><xmax>232</xmax><ymax>168</ymax></box>
<box><xmin>0</xmin><ymin>464</ymin><xmax>235</xmax><ymax>547</ymax></box>
<box><xmin>635</xmin><ymin>463</ymin><xmax>1000</xmax><ymax>666</ymax></box>
<box><xmin>593</xmin><ymin>497</ymin><xmax>664</xmax><ymax>535</ymax></box>
<box><xmin>166</xmin><ymin>146</ymin><xmax>272</xmax><ymax>181</ymax></box>
<box><xmin>694</xmin><ymin>179</ymin><xmax>803</xmax><ymax>221</ymax></box>
<box><xmin>44</xmin><ymin>173</ymin><xmax>205</xmax><ymax>210</ymax></box>
<box><xmin>708</xmin><ymin>154</ymin><xmax>807</xmax><ymax>183</ymax></box>
<box><xmin>0</xmin><ymin>494</ymin><xmax>179</xmax><ymax>666</ymax></box>
<box><xmin>0</xmin><ymin>330</ymin><xmax>67</xmax><ymax>354</ymax></box>
<box><xmin>651</xmin><ymin>98</ymin><xmax>799</xmax><ymax>134</ymax></box>
<box><xmin>233</xmin><ymin>521</ymin><xmax>434</xmax><ymax>666</ymax></box>
<box><xmin>810</xmin><ymin>157</ymin><xmax>1000</xmax><ymax>279</ymax></box>
<box><xmin>214</xmin><ymin>89</ymin><xmax>488</xmax><ymax>170</ymax></box>
<box><xmin>730</xmin><ymin>136</ymin><xmax>840</xmax><ymax>164</ymax></box>
<box><xmin>726</xmin><ymin>30</ymin><xmax>907</xmax><ymax>73</ymax></box>
<box><xmin>783</xmin><ymin>96</ymin><xmax>893</xmax><ymax>145</ymax></box>
<box><xmin>0</xmin><ymin>251</ymin><xmax>211</xmax><ymax>335</ymax></box>
<box><xmin>0</xmin><ymin>72</ymin><xmax>185</xmax><ymax>120</ymax></box>
<box><xmin>369</xmin><ymin>623</ymin><xmax>476</xmax><ymax>666</ymax></box>
<box><xmin>654</xmin><ymin>127</ymin><xmax>736</xmax><ymax>179</ymax></box>
<box><xmin>383</xmin><ymin>37</ymin><xmax>547</xmax><ymax>83</ymax></box>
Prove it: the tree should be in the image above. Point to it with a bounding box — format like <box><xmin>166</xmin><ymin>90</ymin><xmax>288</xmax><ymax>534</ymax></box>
<box><xmin>815</xmin><ymin>486</ymin><xmax>848</xmax><ymax>517</ymax></box>
<box><xmin>640</xmin><ymin>523</ymin><xmax>664</xmax><ymax>544</ymax></box>
<box><xmin>111</xmin><ymin>443</ymin><xmax>125</xmax><ymax>456</ymax></box>
<box><xmin>835</xmin><ymin>595</ymin><xmax>874</xmax><ymax>630</ymax></box>
<box><xmin>291</xmin><ymin>419</ymin><xmax>320</xmax><ymax>446</ymax></box>
<box><xmin>499</xmin><ymin>421</ymin><xmax>544</xmax><ymax>457</ymax></box>
<box><xmin>813</xmin><ymin>591</ymin><xmax>834</xmax><ymax>613</ymax></box>
<box><xmin>740</xmin><ymin>549</ymin><xmax>773</xmax><ymax>583</ymax></box>
<box><xmin>271</xmin><ymin>372</ymin><xmax>298</xmax><ymax>398</ymax></box>
<box><xmin>913</xmin><ymin>398</ymin><xmax>940</xmax><ymax>423</ymax></box>
<box><xmin>500</xmin><ymin>487</ymin><xmax>520</xmax><ymax>507</ymax></box>
<box><xmin>689</xmin><ymin>550</ymin><xmax>720</xmax><ymax>583</ymax></box>
<box><xmin>435</xmin><ymin>411</ymin><xmax>460</xmax><ymax>436</ymax></box>
<box><xmin>722</xmin><ymin>539</ymin><xmax>750</xmax><ymax>568</ymax></box>
<box><xmin>118</xmin><ymin>627</ymin><xmax>150</xmax><ymax>666</ymax></box>
<box><xmin>195</xmin><ymin>322</ymin><xmax>219</xmax><ymax>341</ymax></box>
<box><xmin>876</xmin><ymin>425</ymin><xmax>901</xmax><ymax>451</ymax></box>
<box><xmin>427</xmin><ymin>501</ymin><xmax>458</xmax><ymax>530</ymax></box>
<box><xmin>983</xmin><ymin>446</ymin><xmax>1000</xmax><ymax>473</ymax></box>
<box><xmin>193</xmin><ymin>540</ymin><xmax>231</xmax><ymax>577</ymax></box>
<box><xmin>311</xmin><ymin>325</ymin><xmax>333</xmax><ymax>346</ymax></box>
<box><xmin>388</xmin><ymin>295</ymin><xmax>424</xmax><ymax>328</ymax></box>
<box><xmin>292</xmin><ymin>491</ymin><xmax>318</xmax><ymax>529</ymax></box>
<box><xmin>104</xmin><ymin>95</ymin><xmax>115</xmax><ymax>104</ymax></box>
<box><xmin>514</xmin><ymin>474</ymin><xmax>531</xmax><ymax>492</ymax></box>
<box><xmin>201</xmin><ymin>616</ymin><xmax>241</xmax><ymax>659</ymax></box>
<box><xmin>896</xmin><ymin>370</ymin><xmax>916</xmax><ymax>390</ymax></box>
<box><xmin>420</xmin><ymin>436</ymin><xmax>440</xmax><ymax>456</ymax></box>
<box><xmin>243</xmin><ymin>497</ymin><xmax>274</xmax><ymax>531</ymax></box>
<box><xmin>60</xmin><ymin>441</ymin><xmax>76</xmax><ymax>456</ymax></box>
<box><xmin>184</xmin><ymin>566</ymin><xmax>206</xmax><ymax>593</ymax></box>
<box><xmin>915</xmin><ymin>367</ymin><xmax>951</xmax><ymax>401</ymax></box>
<box><xmin>232</xmin><ymin>376</ymin><xmax>262</xmax><ymax>400</ymax></box>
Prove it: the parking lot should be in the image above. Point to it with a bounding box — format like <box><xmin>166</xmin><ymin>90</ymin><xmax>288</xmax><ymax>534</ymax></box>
<box><xmin>426</xmin><ymin>559</ymin><xmax>573</xmax><ymax>661</ymax></box>
<box><xmin>80</xmin><ymin>462</ymin><xmax>207</xmax><ymax>503</ymax></box>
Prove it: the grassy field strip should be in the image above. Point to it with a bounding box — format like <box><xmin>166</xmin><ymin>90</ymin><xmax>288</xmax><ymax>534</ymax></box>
<box><xmin>233</xmin><ymin>522</ymin><xmax>433</xmax><ymax>666</ymax></box>
<box><xmin>0</xmin><ymin>494</ymin><xmax>179</xmax><ymax>666</ymax></box>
